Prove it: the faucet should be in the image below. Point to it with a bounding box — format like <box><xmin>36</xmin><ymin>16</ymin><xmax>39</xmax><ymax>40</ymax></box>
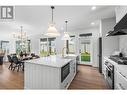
<box><xmin>62</xmin><ymin>47</ymin><xmax>66</xmax><ymax>57</ymax></box>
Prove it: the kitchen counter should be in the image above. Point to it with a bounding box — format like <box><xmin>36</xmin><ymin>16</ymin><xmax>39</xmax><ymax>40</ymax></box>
<box><xmin>25</xmin><ymin>55</ymin><xmax>77</xmax><ymax>68</ymax></box>
<box><xmin>24</xmin><ymin>54</ymin><xmax>77</xmax><ymax>89</ymax></box>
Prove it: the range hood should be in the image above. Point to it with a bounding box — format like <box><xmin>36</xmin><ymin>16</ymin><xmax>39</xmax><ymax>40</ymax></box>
<box><xmin>106</xmin><ymin>13</ymin><xmax>127</xmax><ymax>36</ymax></box>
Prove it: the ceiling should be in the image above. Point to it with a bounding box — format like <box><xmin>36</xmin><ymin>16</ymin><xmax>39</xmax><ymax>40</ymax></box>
<box><xmin>0</xmin><ymin>6</ymin><xmax>116</xmax><ymax>40</ymax></box>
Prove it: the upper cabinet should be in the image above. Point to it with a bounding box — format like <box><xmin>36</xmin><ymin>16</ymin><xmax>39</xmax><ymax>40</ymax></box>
<box><xmin>115</xmin><ymin>6</ymin><xmax>127</xmax><ymax>23</ymax></box>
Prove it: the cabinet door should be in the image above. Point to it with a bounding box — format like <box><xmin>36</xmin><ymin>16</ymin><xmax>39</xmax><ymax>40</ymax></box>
<box><xmin>115</xmin><ymin>70</ymin><xmax>127</xmax><ymax>89</ymax></box>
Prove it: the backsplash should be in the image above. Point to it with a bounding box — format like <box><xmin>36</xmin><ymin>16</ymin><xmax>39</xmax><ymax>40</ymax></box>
<box><xmin>119</xmin><ymin>35</ymin><xmax>127</xmax><ymax>57</ymax></box>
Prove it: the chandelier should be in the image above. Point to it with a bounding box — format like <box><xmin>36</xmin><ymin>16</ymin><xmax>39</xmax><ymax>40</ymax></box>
<box><xmin>13</xmin><ymin>26</ymin><xmax>27</xmax><ymax>40</ymax></box>
<box><xmin>13</xmin><ymin>26</ymin><xmax>27</xmax><ymax>50</ymax></box>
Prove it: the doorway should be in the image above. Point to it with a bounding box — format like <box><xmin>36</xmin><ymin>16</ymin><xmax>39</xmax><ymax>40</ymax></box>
<box><xmin>79</xmin><ymin>34</ymin><xmax>92</xmax><ymax>65</ymax></box>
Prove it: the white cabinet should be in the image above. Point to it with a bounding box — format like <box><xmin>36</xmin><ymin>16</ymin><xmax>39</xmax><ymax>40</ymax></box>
<box><xmin>115</xmin><ymin>6</ymin><xmax>127</xmax><ymax>23</ymax></box>
<box><xmin>25</xmin><ymin>58</ymin><xmax>76</xmax><ymax>89</ymax></box>
<box><xmin>115</xmin><ymin>69</ymin><xmax>127</xmax><ymax>89</ymax></box>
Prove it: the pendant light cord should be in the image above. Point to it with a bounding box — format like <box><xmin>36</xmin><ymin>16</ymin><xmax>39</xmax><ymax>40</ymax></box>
<box><xmin>65</xmin><ymin>21</ymin><xmax>68</xmax><ymax>32</ymax></box>
<box><xmin>51</xmin><ymin>6</ymin><xmax>54</xmax><ymax>23</ymax></box>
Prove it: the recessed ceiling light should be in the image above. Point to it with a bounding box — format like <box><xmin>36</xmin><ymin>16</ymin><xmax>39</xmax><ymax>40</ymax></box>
<box><xmin>91</xmin><ymin>6</ymin><xmax>96</xmax><ymax>10</ymax></box>
<box><xmin>91</xmin><ymin>22</ymin><xmax>95</xmax><ymax>25</ymax></box>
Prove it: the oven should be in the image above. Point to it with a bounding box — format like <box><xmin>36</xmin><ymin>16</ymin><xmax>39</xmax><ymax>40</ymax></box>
<box><xmin>104</xmin><ymin>61</ymin><xmax>114</xmax><ymax>89</ymax></box>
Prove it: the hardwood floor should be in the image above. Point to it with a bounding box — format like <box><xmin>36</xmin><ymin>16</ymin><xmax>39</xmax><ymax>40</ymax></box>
<box><xmin>0</xmin><ymin>63</ymin><xmax>109</xmax><ymax>89</ymax></box>
<box><xmin>68</xmin><ymin>65</ymin><xmax>110</xmax><ymax>89</ymax></box>
<box><xmin>0</xmin><ymin>62</ymin><xmax>24</xmax><ymax>89</ymax></box>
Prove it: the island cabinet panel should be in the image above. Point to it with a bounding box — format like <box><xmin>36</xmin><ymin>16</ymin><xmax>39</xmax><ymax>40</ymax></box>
<box><xmin>25</xmin><ymin>63</ymin><xmax>61</xmax><ymax>89</ymax></box>
<box><xmin>24</xmin><ymin>55</ymin><xmax>77</xmax><ymax>89</ymax></box>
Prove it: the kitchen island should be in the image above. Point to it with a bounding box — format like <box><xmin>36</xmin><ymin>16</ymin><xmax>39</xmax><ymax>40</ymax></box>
<box><xmin>24</xmin><ymin>54</ymin><xmax>77</xmax><ymax>89</ymax></box>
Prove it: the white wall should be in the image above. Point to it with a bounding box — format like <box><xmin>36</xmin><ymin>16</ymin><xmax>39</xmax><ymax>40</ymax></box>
<box><xmin>29</xmin><ymin>34</ymin><xmax>41</xmax><ymax>55</ymax></box>
<box><xmin>55</xmin><ymin>32</ymin><xmax>65</xmax><ymax>54</ymax></box>
<box><xmin>119</xmin><ymin>35</ymin><xmax>127</xmax><ymax>56</ymax></box>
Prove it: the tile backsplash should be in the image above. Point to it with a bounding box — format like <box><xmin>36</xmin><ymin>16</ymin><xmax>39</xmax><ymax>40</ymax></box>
<box><xmin>119</xmin><ymin>35</ymin><xmax>127</xmax><ymax>57</ymax></box>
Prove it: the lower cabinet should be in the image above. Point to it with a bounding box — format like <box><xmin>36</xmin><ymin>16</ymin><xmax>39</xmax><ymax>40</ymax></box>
<box><xmin>25</xmin><ymin>59</ymin><xmax>76</xmax><ymax>89</ymax></box>
<box><xmin>115</xmin><ymin>69</ymin><xmax>127</xmax><ymax>90</ymax></box>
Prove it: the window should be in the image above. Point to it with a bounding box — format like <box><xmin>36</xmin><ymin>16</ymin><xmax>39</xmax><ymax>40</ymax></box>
<box><xmin>0</xmin><ymin>41</ymin><xmax>9</xmax><ymax>54</ymax></box>
<box><xmin>40</xmin><ymin>37</ymin><xmax>56</xmax><ymax>57</ymax></box>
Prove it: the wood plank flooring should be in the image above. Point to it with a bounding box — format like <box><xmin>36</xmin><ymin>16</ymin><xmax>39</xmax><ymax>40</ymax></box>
<box><xmin>68</xmin><ymin>65</ymin><xmax>110</xmax><ymax>89</ymax></box>
<box><xmin>0</xmin><ymin>63</ymin><xmax>109</xmax><ymax>89</ymax></box>
<box><xmin>0</xmin><ymin>62</ymin><xmax>24</xmax><ymax>89</ymax></box>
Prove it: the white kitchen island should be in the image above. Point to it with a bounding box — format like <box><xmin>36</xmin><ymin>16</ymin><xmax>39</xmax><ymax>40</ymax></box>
<box><xmin>24</xmin><ymin>55</ymin><xmax>77</xmax><ymax>89</ymax></box>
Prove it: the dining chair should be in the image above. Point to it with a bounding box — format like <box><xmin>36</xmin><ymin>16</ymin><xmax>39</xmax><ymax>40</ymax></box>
<box><xmin>12</xmin><ymin>55</ymin><xmax>23</xmax><ymax>72</ymax></box>
<box><xmin>7</xmin><ymin>55</ymin><xmax>14</xmax><ymax>70</ymax></box>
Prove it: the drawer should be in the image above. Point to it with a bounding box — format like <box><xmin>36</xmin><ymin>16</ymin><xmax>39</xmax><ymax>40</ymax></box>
<box><xmin>116</xmin><ymin>70</ymin><xmax>127</xmax><ymax>89</ymax></box>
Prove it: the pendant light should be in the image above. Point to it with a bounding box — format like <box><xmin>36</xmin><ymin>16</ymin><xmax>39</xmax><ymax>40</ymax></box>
<box><xmin>61</xmin><ymin>21</ymin><xmax>71</xmax><ymax>40</ymax></box>
<box><xmin>45</xmin><ymin>6</ymin><xmax>60</xmax><ymax>37</ymax></box>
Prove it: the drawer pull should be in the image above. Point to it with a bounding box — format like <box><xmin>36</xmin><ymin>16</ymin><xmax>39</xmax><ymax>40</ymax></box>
<box><xmin>119</xmin><ymin>83</ymin><xmax>125</xmax><ymax>90</ymax></box>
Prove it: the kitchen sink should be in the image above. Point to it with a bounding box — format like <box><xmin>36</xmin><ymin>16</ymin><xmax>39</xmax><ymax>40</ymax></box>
<box><xmin>62</xmin><ymin>55</ymin><xmax>76</xmax><ymax>59</ymax></box>
<box><xmin>60</xmin><ymin>54</ymin><xmax>77</xmax><ymax>59</ymax></box>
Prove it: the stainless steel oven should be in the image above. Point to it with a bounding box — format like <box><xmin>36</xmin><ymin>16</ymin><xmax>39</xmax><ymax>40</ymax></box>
<box><xmin>104</xmin><ymin>61</ymin><xmax>114</xmax><ymax>89</ymax></box>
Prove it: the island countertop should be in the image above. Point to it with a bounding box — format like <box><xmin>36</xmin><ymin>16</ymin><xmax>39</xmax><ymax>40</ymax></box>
<box><xmin>25</xmin><ymin>54</ymin><xmax>77</xmax><ymax>68</ymax></box>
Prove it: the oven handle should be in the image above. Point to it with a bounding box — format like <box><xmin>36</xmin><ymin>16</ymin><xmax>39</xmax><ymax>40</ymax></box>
<box><xmin>105</xmin><ymin>65</ymin><xmax>112</xmax><ymax>71</ymax></box>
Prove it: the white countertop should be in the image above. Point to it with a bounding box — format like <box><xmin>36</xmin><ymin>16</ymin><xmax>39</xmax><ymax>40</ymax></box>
<box><xmin>25</xmin><ymin>54</ymin><xmax>77</xmax><ymax>68</ymax></box>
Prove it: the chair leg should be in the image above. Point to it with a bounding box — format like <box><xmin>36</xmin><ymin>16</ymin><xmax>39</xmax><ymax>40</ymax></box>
<box><xmin>17</xmin><ymin>65</ymin><xmax>20</xmax><ymax>72</ymax></box>
<box><xmin>11</xmin><ymin>64</ymin><xmax>14</xmax><ymax>70</ymax></box>
<box><xmin>8</xmin><ymin>63</ymin><xmax>12</xmax><ymax>69</ymax></box>
<box><xmin>13</xmin><ymin>64</ymin><xmax>17</xmax><ymax>71</ymax></box>
<box><xmin>22</xmin><ymin>64</ymin><xmax>24</xmax><ymax>71</ymax></box>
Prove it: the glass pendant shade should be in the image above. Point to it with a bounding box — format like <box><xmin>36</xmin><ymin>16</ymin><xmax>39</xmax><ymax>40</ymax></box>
<box><xmin>45</xmin><ymin>24</ymin><xmax>60</xmax><ymax>37</ymax></box>
<box><xmin>61</xmin><ymin>32</ymin><xmax>71</xmax><ymax>40</ymax></box>
<box><xmin>61</xmin><ymin>21</ymin><xmax>71</xmax><ymax>40</ymax></box>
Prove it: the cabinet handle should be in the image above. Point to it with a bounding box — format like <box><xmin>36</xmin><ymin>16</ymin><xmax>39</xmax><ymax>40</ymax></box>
<box><xmin>119</xmin><ymin>83</ymin><xmax>125</xmax><ymax>90</ymax></box>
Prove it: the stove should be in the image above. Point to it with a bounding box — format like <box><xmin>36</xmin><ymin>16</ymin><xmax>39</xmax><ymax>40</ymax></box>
<box><xmin>109</xmin><ymin>56</ymin><xmax>127</xmax><ymax>65</ymax></box>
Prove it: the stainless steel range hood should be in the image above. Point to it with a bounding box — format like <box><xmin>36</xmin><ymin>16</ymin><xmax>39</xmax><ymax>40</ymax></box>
<box><xmin>106</xmin><ymin>29</ymin><xmax>127</xmax><ymax>36</ymax></box>
<box><xmin>106</xmin><ymin>13</ymin><xmax>127</xmax><ymax>36</ymax></box>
